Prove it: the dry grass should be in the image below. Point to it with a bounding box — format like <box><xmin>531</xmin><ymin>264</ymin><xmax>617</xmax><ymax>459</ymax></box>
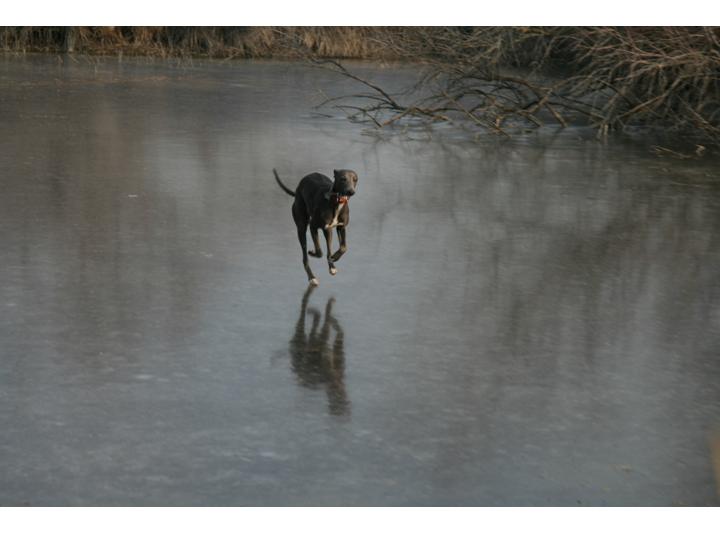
<box><xmin>0</xmin><ymin>26</ymin><xmax>399</xmax><ymax>59</ymax></box>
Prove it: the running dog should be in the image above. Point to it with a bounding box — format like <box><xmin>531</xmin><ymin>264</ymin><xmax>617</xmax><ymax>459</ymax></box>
<box><xmin>274</xmin><ymin>168</ymin><xmax>358</xmax><ymax>285</ymax></box>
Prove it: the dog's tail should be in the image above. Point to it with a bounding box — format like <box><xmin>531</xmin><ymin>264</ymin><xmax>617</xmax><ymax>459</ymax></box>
<box><xmin>273</xmin><ymin>169</ymin><xmax>296</xmax><ymax>197</ymax></box>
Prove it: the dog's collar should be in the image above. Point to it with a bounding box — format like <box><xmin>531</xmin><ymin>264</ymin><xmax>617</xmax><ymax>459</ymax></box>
<box><xmin>326</xmin><ymin>192</ymin><xmax>348</xmax><ymax>205</ymax></box>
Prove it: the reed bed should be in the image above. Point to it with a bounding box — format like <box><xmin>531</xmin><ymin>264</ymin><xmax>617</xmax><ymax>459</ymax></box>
<box><xmin>0</xmin><ymin>26</ymin><xmax>398</xmax><ymax>59</ymax></box>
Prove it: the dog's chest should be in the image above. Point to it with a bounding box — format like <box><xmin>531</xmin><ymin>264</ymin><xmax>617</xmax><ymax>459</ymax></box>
<box><xmin>323</xmin><ymin>201</ymin><xmax>346</xmax><ymax>229</ymax></box>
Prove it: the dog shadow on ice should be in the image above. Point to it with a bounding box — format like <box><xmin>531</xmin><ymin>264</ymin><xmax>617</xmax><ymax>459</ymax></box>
<box><xmin>287</xmin><ymin>285</ymin><xmax>350</xmax><ymax>417</ymax></box>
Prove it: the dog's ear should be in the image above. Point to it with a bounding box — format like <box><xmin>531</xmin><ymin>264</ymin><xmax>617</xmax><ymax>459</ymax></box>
<box><xmin>333</xmin><ymin>169</ymin><xmax>340</xmax><ymax>179</ymax></box>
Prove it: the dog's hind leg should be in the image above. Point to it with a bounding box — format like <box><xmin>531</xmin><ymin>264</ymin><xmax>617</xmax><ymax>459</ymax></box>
<box><xmin>308</xmin><ymin>227</ymin><xmax>323</xmax><ymax>258</ymax></box>
<box><xmin>323</xmin><ymin>228</ymin><xmax>337</xmax><ymax>276</ymax></box>
<box><xmin>330</xmin><ymin>226</ymin><xmax>348</xmax><ymax>263</ymax></box>
<box><xmin>293</xmin><ymin>202</ymin><xmax>318</xmax><ymax>285</ymax></box>
<box><xmin>298</xmin><ymin>225</ymin><xmax>318</xmax><ymax>285</ymax></box>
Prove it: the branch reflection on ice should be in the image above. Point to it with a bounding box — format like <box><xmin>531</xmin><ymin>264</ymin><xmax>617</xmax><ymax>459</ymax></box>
<box><xmin>289</xmin><ymin>286</ymin><xmax>350</xmax><ymax>416</ymax></box>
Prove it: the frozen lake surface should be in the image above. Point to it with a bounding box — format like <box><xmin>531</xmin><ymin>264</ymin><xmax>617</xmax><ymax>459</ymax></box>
<box><xmin>1</xmin><ymin>54</ymin><xmax>719</xmax><ymax>505</ymax></box>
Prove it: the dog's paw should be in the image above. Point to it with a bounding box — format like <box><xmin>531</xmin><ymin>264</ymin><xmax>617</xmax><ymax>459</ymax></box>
<box><xmin>308</xmin><ymin>250</ymin><xmax>322</xmax><ymax>258</ymax></box>
<box><xmin>309</xmin><ymin>278</ymin><xmax>319</xmax><ymax>286</ymax></box>
<box><xmin>329</xmin><ymin>267</ymin><xmax>337</xmax><ymax>276</ymax></box>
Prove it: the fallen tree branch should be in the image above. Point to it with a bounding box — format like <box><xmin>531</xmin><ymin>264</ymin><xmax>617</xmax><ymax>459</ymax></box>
<box><xmin>309</xmin><ymin>27</ymin><xmax>720</xmax><ymax>144</ymax></box>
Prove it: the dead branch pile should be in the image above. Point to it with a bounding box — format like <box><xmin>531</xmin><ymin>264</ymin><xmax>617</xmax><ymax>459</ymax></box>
<box><xmin>315</xmin><ymin>27</ymin><xmax>720</xmax><ymax>142</ymax></box>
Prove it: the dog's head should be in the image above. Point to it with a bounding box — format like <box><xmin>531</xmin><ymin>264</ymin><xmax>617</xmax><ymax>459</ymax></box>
<box><xmin>332</xmin><ymin>169</ymin><xmax>358</xmax><ymax>197</ymax></box>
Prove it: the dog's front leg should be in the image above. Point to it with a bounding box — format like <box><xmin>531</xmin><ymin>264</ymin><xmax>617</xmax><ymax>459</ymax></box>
<box><xmin>323</xmin><ymin>228</ymin><xmax>337</xmax><ymax>275</ymax></box>
<box><xmin>331</xmin><ymin>226</ymin><xmax>348</xmax><ymax>263</ymax></box>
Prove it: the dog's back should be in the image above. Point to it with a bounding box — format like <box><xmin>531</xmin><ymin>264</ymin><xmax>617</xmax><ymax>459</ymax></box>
<box><xmin>296</xmin><ymin>173</ymin><xmax>332</xmax><ymax>211</ymax></box>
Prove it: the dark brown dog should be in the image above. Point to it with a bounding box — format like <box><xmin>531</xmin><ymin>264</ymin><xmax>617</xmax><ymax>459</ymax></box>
<box><xmin>274</xmin><ymin>168</ymin><xmax>358</xmax><ymax>285</ymax></box>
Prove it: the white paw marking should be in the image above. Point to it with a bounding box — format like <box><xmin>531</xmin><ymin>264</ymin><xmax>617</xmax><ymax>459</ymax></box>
<box><xmin>310</xmin><ymin>278</ymin><xmax>319</xmax><ymax>286</ymax></box>
<box><xmin>329</xmin><ymin>267</ymin><xmax>337</xmax><ymax>275</ymax></box>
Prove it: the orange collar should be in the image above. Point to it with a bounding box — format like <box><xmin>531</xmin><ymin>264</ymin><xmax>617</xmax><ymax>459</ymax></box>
<box><xmin>330</xmin><ymin>193</ymin><xmax>348</xmax><ymax>205</ymax></box>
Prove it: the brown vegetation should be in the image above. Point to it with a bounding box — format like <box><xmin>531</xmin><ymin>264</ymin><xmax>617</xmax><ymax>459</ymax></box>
<box><xmin>0</xmin><ymin>27</ymin><xmax>399</xmax><ymax>59</ymax></box>
<box><xmin>314</xmin><ymin>27</ymin><xmax>720</xmax><ymax>143</ymax></box>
